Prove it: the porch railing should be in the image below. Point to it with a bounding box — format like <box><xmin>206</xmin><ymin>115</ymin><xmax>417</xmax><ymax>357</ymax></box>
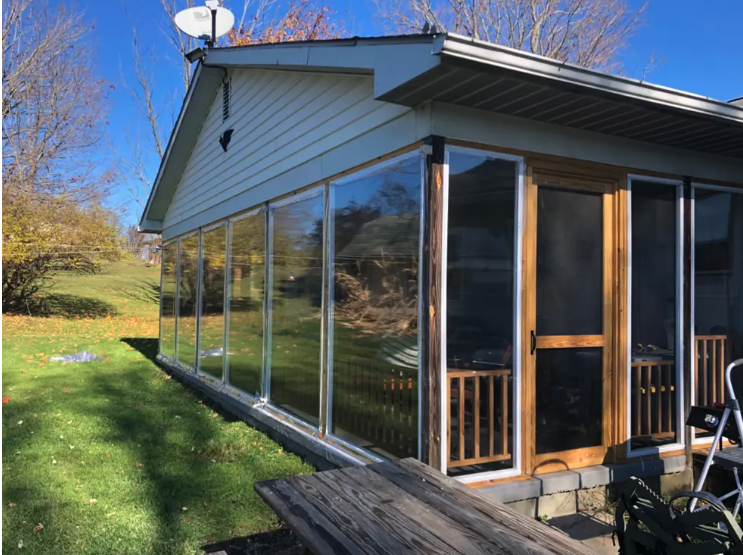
<box><xmin>447</xmin><ymin>369</ymin><xmax>511</xmax><ymax>469</ymax></box>
<box><xmin>631</xmin><ymin>360</ymin><xmax>675</xmax><ymax>438</ymax></box>
<box><xmin>695</xmin><ymin>335</ymin><xmax>728</xmax><ymax>407</ymax></box>
<box><xmin>331</xmin><ymin>359</ymin><xmax>418</xmax><ymax>460</ymax></box>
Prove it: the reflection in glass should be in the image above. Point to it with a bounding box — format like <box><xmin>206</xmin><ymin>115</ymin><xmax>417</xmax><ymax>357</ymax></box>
<box><xmin>331</xmin><ymin>157</ymin><xmax>421</xmax><ymax>459</ymax></box>
<box><xmin>227</xmin><ymin>213</ymin><xmax>266</xmax><ymax>396</ymax></box>
<box><xmin>160</xmin><ymin>243</ymin><xmax>177</xmax><ymax>360</ymax></box>
<box><xmin>269</xmin><ymin>192</ymin><xmax>325</xmax><ymax>424</ymax></box>
<box><xmin>631</xmin><ymin>181</ymin><xmax>678</xmax><ymax>449</ymax></box>
<box><xmin>695</xmin><ymin>189</ymin><xmax>743</xmax><ymax>434</ymax></box>
<box><xmin>446</xmin><ymin>152</ymin><xmax>517</xmax><ymax>475</ymax></box>
<box><xmin>177</xmin><ymin>235</ymin><xmax>200</xmax><ymax>369</ymax></box>
<box><xmin>199</xmin><ymin>226</ymin><xmax>226</xmax><ymax>380</ymax></box>
<box><xmin>537</xmin><ymin>187</ymin><xmax>603</xmax><ymax>336</ymax></box>
<box><xmin>536</xmin><ymin>348</ymin><xmax>603</xmax><ymax>454</ymax></box>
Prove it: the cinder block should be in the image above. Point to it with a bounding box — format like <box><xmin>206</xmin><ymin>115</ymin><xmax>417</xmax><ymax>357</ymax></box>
<box><xmin>505</xmin><ymin>498</ymin><xmax>537</xmax><ymax>518</ymax></box>
<box><xmin>479</xmin><ymin>478</ymin><xmax>542</xmax><ymax>504</ymax></box>
<box><xmin>660</xmin><ymin>468</ymin><xmax>693</xmax><ymax>495</ymax></box>
<box><xmin>576</xmin><ymin>465</ymin><xmax>612</xmax><ymax>489</ymax></box>
<box><xmin>536</xmin><ymin>491</ymin><xmax>578</xmax><ymax>519</ymax></box>
<box><xmin>539</xmin><ymin>470</ymin><xmax>581</xmax><ymax>495</ymax></box>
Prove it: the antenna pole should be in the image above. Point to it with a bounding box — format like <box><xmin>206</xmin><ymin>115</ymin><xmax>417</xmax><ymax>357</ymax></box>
<box><xmin>210</xmin><ymin>8</ymin><xmax>217</xmax><ymax>47</ymax></box>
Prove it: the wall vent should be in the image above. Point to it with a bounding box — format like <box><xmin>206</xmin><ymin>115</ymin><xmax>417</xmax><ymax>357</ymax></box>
<box><xmin>222</xmin><ymin>78</ymin><xmax>231</xmax><ymax>121</ymax></box>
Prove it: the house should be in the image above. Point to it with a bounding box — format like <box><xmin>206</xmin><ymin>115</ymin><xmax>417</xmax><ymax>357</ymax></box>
<box><xmin>140</xmin><ymin>33</ymin><xmax>743</xmax><ymax>511</ymax></box>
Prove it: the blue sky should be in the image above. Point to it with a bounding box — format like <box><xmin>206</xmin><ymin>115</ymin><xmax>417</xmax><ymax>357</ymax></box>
<box><xmin>71</xmin><ymin>0</ymin><xmax>743</xmax><ymax>226</ymax></box>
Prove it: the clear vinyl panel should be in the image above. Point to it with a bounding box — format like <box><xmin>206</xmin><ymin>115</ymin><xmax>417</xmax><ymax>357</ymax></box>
<box><xmin>177</xmin><ymin>234</ymin><xmax>200</xmax><ymax>369</ymax></box>
<box><xmin>269</xmin><ymin>192</ymin><xmax>325</xmax><ymax>425</ymax></box>
<box><xmin>227</xmin><ymin>212</ymin><xmax>266</xmax><ymax>396</ymax></box>
<box><xmin>330</xmin><ymin>156</ymin><xmax>422</xmax><ymax>460</ymax></box>
<box><xmin>630</xmin><ymin>181</ymin><xmax>679</xmax><ymax>450</ymax></box>
<box><xmin>160</xmin><ymin>243</ymin><xmax>178</xmax><ymax>360</ymax></box>
<box><xmin>694</xmin><ymin>188</ymin><xmax>743</xmax><ymax>437</ymax></box>
<box><xmin>198</xmin><ymin>226</ymin><xmax>227</xmax><ymax>380</ymax></box>
<box><xmin>446</xmin><ymin>151</ymin><xmax>519</xmax><ymax>476</ymax></box>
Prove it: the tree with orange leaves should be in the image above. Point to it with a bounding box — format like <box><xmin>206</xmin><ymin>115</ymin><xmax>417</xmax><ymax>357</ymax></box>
<box><xmin>228</xmin><ymin>0</ymin><xmax>340</xmax><ymax>46</ymax></box>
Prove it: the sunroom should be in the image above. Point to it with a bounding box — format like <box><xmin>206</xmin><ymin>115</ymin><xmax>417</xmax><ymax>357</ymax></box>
<box><xmin>141</xmin><ymin>33</ymin><xmax>743</xmax><ymax>488</ymax></box>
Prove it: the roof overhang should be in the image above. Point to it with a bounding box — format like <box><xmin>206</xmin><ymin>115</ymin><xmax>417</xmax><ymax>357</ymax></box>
<box><xmin>140</xmin><ymin>34</ymin><xmax>743</xmax><ymax>232</ymax></box>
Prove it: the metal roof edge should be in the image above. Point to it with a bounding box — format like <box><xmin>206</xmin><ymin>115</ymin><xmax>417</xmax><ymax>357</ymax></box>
<box><xmin>440</xmin><ymin>34</ymin><xmax>743</xmax><ymax>125</ymax></box>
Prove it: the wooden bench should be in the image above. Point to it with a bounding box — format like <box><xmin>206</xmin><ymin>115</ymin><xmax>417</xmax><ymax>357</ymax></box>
<box><xmin>255</xmin><ymin>458</ymin><xmax>599</xmax><ymax>555</ymax></box>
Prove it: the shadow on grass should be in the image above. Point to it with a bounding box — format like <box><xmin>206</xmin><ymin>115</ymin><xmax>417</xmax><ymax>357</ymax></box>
<box><xmin>3</xmin><ymin>337</ymin><xmax>312</xmax><ymax>554</ymax></box>
<box><xmin>122</xmin><ymin>338</ymin><xmax>159</xmax><ymax>363</ymax></box>
<box><xmin>117</xmin><ymin>281</ymin><xmax>161</xmax><ymax>305</ymax></box>
<box><xmin>4</xmin><ymin>293</ymin><xmax>118</xmax><ymax>318</ymax></box>
<box><xmin>200</xmin><ymin>528</ymin><xmax>302</xmax><ymax>555</ymax></box>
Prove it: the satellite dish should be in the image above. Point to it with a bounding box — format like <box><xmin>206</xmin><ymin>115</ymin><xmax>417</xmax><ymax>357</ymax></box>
<box><xmin>175</xmin><ymin>4</ymin><xmax>235</xmax><ymax>43</ymax></box>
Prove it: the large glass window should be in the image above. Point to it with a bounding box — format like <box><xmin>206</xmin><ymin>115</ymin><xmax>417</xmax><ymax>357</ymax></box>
<box><xmin>227</xmin><ymin>212</ymin><xmax>266</xmax><ymax>396</ymax></box>
<box><xmin>177</xmin><ymin>234</ymin><xmax>200</xmax><ymax>369</ymax></box>
<box><xmin>160</xmin><ymin>242</ymin><xmax>177</xmax><ymax>360</ymax></box>
<box><xmin>446</xmin><ymin>151</ymin><xmax>519</xmax><ymax>475</ymax></box>
<box><xmin>630</xmin><ymin>180</ymin><xmax>679</xmax><ymax>450</ymax></box>
<box><xmin>269</xmin><ymin>191</ymin><xmax>325</xmax><ymax>425</ymax></box>
<box><xmin>694</xmin><ymin>188</ymin><xmax>743</xmax><ymax>435</ymax></box>
<box><xmin>198</xmin><ymin>226</ymin><xmax>226</xmax><ymax>380</ymax></box>
<box><xmin>330</xmin><ymin>156</ymin><xmax>422</xmax><ymax>459</ymax></box>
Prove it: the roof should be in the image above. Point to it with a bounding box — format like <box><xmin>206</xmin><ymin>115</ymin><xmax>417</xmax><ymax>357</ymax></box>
<box><xmin>140</xmin><ymin>33</ymin><xmax>743</xmax><ymax>232</ymax></box>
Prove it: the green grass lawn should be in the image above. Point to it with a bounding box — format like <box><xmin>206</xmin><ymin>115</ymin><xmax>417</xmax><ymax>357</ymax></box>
<box><xmin>2</xmin><ymin>261</ymin><xmax>314</xmax><ymax>555</ymax></box>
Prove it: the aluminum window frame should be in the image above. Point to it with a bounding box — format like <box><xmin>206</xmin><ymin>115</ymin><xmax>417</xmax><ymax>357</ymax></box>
<box><xmin>626</xmin><ymin>174</ymin><xmax>685</xmax><ymax>458</ymax></box>
<box><xmin>690</xmin><ymin>182</ymin><xmax>743</xmax><ymax>445</ymax></box>
<box><xmin>174</xmin><ymin>230</ymin><xmax>201</xmax><ymax>373</ymax></box>
<box><xmin>159</xmin><ymin>239</ymin><xmax>178</xmax><ymax>360</ymax></box>
<box><xmin>222</xmin><ymin>206</ymin><xmax>267</xmax><ymax>401</ymax></box>
<box><xmin>323</xmin><ymin>150</ymin><xmax>426</xmax><ymax>461</ymax></box>
<box><xmin>265</xmin><ymin>185</ymin><xmax>325</xmax><ymax>433</ymax></box>
<box><xmin>196</xmin><ymin>221</ymin><xmax>228</xmax><ymax>381</ymax></box>
<box><xmin>443</xmin><ymin>144</ymin><xmax>525</xmax><ymax>483</ymax></box>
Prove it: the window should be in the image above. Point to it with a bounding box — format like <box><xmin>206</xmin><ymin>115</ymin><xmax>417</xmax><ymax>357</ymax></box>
<box><xmin>446</xmin><ymin>151</ymin><xmax>519</xmax><ymax>475</ymax></box>
<box><xmin>177</xmin><ymin>234</ymin><xmax>200</xmax><ymax>369</ymax></box>
<box><xmin>268</xmin><ymin>191</ymin><xmax>325</xmax><ymax>424</ymax></box>
<box><xmin>630</xmin><ymin>180</ymin><xmax>680</xmax><ymax>450</ymax></box>
<box><xmin>227</xmin><ymin>211</ymin><xmax>266</xmax><ymax>396</ymax></box>
<box><xmin>160</xmin><ymin>242</ymin><xmax>178</xmax><ymax>360</ymax></box>
<box><xmin>198</xmin><ymin>225</ymin><xmax>227</xmax><ymax>380</ymax></box>
<box><xmin>330</xmin><ymin>155</ymin><xmax>422</xmax><ymax>459</ymax></box>
<box><xmin>694</xmin><ymin>187</ymin><xmax>743</xmax><ymax>436</ymax></box>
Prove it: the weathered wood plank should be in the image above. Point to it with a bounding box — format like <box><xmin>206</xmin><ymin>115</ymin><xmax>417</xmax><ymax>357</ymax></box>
<box><xmin>362</xmin><ymin>463</ymin><xmax>559</xmax><ymax>555</ymax></box>
<box><xmin>254</xmin><ymin>479</ymin><xmax>363</xmax><ymax>555</ymax></box>
<box><xmin>390</xmin><ymin>459</ymin><xmax>599</xmax><ymax>555</ymax></box>
<box><xmin>319</xmin><ymin>467</ymin><xmax>510</xmax><ymax>555</ymax></box>
<box><xmin>257</xmin><ymin>458</ymin><xmax>599</xmax><ymax>555</ymax></box>
<box><xmin>284</xmin><ymin>472</ymin><xmax>422</xmax><ymax>554</ymax></box>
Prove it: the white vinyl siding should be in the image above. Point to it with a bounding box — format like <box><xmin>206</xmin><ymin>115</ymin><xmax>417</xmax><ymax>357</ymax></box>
<box><xmin>163</xmin><ymin>69</ymin><xmax>412</xmax><ymax>230</ymax></box>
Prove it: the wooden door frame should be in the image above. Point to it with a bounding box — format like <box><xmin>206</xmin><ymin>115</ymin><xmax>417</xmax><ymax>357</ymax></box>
<box><xmin>521</xmin><ymin>161</ymin><xmax>619</xmax><ymax>475</ymax></box>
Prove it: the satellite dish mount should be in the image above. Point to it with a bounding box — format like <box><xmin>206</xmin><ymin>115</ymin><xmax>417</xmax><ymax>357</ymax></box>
<box><xmin>175</xmin><ymin>0</ymin><xmax>235</xmax><ymax>50</ymax></box>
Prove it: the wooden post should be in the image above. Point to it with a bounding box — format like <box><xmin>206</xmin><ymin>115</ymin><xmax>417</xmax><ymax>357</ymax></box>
<box><xmin>683</xmin><ymin>177</ymin><xmax>694</xmax><ymax>479</ymax></box>
<box><xmin>420</xmin><ymin>136</ymin><xmax>445</xmax><ymax>471</ymax></box>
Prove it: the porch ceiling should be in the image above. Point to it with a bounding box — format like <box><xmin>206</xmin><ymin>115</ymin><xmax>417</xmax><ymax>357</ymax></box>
<box><xmin>381</xmin><ymin>59</ymin><xmax>743</xmax><ymax>159</ymax></box>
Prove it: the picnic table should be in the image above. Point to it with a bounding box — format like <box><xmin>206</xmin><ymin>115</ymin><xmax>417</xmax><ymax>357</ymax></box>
<box><xmin>255</xmin><ymin>458</ymin><xmax>600</xmax><ymax>555</ymax></box>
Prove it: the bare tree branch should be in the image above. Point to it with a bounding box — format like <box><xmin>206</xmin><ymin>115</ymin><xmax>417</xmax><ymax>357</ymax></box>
<box><xmin>378</xmin><ymin>0</ymin><xmax>648</xmax><ymax>72</ymax></box>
